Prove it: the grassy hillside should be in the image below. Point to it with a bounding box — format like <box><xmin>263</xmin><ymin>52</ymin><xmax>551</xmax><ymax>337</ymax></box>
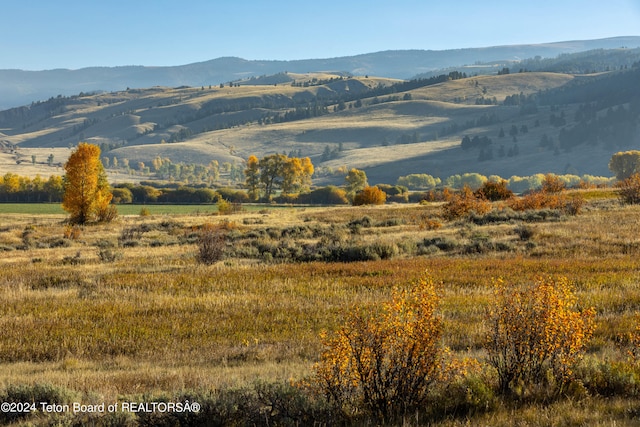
<box><xmin>1</xmin><ymin>68</ymin><xmax>638</xmax><ymax>185</ymax></box>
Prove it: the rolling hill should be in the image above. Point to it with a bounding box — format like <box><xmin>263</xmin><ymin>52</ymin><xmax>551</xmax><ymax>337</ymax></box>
<box><xmin>1</xmin><ymin>47</ymin><xmax>639</xmax><ymax>187</ymax></box>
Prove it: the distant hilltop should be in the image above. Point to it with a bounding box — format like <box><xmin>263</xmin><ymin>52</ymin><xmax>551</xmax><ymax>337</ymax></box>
<box><xmin>1</xmin><ymin>36</ymin><xmax>639</xmax><ymax>110</ymax></box>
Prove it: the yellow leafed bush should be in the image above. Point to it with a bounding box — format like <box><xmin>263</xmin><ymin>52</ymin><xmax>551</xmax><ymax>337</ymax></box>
<box><xmin>485</xmin><ymin>276</ymin><xmax>595</xmax><ymax>397</ymax></box>
<box><xmin>314</xmin><ymin>272</ymin><xmax>442</xmax><ymax>422</ymax></box>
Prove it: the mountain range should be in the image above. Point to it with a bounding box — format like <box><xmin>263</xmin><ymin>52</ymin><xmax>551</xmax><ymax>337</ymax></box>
<box><xmin>1</xmin><ymin>36</ymin><xmax>639</xmax><ymax>187</ymax></box>
<box><xmin>2</xmin><ymin>36</ymin><xmax>639</xmax><ymax>111</ymax></box>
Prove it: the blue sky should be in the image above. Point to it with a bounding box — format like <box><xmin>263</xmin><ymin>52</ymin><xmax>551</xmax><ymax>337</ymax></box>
<box><xmin>3</xmin><ymin>0</ymin><xmax>640</xmax><ymax>70</ymax></box>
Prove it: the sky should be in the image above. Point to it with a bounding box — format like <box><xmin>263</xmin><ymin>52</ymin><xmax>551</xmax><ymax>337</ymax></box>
<box><xmin>3</xmin><ymin>0</ymin><xmax>640</xmax><ymax>71</ymax></box>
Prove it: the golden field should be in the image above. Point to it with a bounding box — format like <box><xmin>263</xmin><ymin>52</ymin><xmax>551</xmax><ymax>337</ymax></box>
<box><xmin>2</xmin><ymin>190</ymin><xmax>640</xmax><ymax>424</ymax></box>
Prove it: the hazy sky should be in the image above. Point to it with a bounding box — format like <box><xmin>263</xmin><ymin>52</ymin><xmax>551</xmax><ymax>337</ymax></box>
<box><xmin>3</xmin><ymin>0</ymin><xmax>640</xmax><ymax>70</ymax></box>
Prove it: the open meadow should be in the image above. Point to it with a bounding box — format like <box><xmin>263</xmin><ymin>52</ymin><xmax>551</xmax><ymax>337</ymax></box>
<box><xmin>3</xmin><ymin>191</ymin><xmax>640</xmax><ymax>425</ymax></box>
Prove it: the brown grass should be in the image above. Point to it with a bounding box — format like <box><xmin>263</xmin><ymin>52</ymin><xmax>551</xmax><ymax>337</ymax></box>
<box><xmin>2</xmin><ymin>194</ymin><xmax>640</xmax><ymax>424</ymax></box>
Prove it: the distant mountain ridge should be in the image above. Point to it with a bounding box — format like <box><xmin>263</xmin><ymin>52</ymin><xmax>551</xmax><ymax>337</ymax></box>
<box><xmin>1</xmin><ymin>36</ymin><xmax>639</xmax><ymax>110</ymax></box>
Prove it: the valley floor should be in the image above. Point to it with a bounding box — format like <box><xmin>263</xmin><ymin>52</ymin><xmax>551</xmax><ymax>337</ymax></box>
<box><xmin>2</xmin><ymin>193</ymin><xmax>640</xmax><ymax>425</ymax></box>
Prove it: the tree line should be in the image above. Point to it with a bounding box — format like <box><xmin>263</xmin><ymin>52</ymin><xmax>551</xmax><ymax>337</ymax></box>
<box><xmin>3</xmin><ymin>145</ymin><xmax>634</xmax><ymax>211</ymax></box>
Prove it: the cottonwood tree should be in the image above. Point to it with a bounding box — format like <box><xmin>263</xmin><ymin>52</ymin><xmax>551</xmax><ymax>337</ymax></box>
<box><xmin>345</xmin><ymin>168</ymin><xmax>368</xmax><ymax>195</ymax></box>
<box><xmin>282</xmin><ymin>156</ymin><xmax>314</xmax><ymax>194</ymax></box>
<box><xmin>62</xmin><ymin>143</ymin><xmax>114</xmax><ymax>224</ymax></box>
<box><xmin>245</xmin><ymin>154</ymin><xmax>314</xmax><ymax>200</ymax></box>
<box><xmin>244</xmin><ymin>155</ymin><xmax>261</xmax><ymax>201</ymax></box>
<box><xmin>609</xmin><ymin>151</ymin><xmax>640</xmax><ymax>180</ymax></box>
<box><xmin>259</xmin><ymin>153</ymin><xmax>288</xmax><ymax>200</ymax></box>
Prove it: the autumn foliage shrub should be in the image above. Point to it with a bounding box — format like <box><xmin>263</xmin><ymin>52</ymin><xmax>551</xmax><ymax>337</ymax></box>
<box><xmin>485</xmin><ymin>276</ymin><xmax>595</xmax><ymax>398</ymax></box>
<box><xmin>352</xmin><ymin>186</ymin><xmax>387</xmax><ymax>206</ymax></box>
<box><xmin>616</xmin><ymin>173</ymin><xmax>640</xmax><ymax>205</ymax></box>
<box><xmin>442</xmin><ymin>185</ymin><xmax>491</xmax><ymax>220</ymax></box>
<box><xmin>541</xmin><ymin>173</ymin><xmax>566</xmax><ymax>193</ymax></box>
<box><xmin>627</xmin><ymin>314</ymin><xmax>640</xmax><ymax>362</ymax></box>
<box><xmin>506</xmin><ymin>191</ymin><xmax>584</xmax><ymax>215</ymax></box>
<box><xmin>314</xmin><ymin>273</ymin><xmax>442</xmax><ymax>423</ymax></box>
<box><xmin>474</xmin><ymin>180</ymin><xmax>514</xmax><ymax>201</ymax></box>
<box><xmin>63</xmin><ymin>225</ymin><xmax>82</xmax><ymax>240</ymax></box>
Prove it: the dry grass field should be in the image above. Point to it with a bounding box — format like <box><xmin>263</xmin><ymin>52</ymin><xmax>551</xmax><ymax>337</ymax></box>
<box><xmin>2</xmin><ymin>189</ymin><xmax>640</xmax><ymax>424</ymax></box>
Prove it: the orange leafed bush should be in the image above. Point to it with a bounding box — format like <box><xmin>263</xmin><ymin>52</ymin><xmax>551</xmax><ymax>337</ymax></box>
<box><xmin>442</xmin><ymin>185</ymin><xmax>491</xmax><ymax>220</ymax></box>
<box><xmin>506</xmin><ymin>191</ymin><xmax>584</xmax><ymax>215</ymax></box>
<box><xmin>474</xmin><ymin>180</ymin><xmax>514</xmax><ymax>201</ymax></box>
<box><xmin>314</xmin><ymin>273</ymin><xmax>442</xmax><ymax>422</ymax></box>
<box><xmin>616</xmin><ymin>173</ymin><xmax>640</xmax><ymax>205</ymax></box>
<box><xmin>485</xmin><ymin>276</ymin><xmax>595</xmax><ymax>397</ymax></box>
<box><xmin>541</xmin><ymin>173</ymin><xmax>566</xmax><ymax>193</ymax></box>
<box><xmin>353</xmin><ymin>186</ymin><xmax>386</xmax><ymax>206</ymax></box>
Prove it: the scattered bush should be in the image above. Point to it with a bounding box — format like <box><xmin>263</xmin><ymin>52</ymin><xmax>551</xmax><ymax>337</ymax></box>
<box><xmin>347</xmin><ymin>216</ymin><xmax>372</xmax><ymax>232</ymax></box>
<box><xmin>507</xmin><ymin>191</ymin><xmax>584</xmax><ymax>215</ymax></box>
<box><xmin>421</xmin><ymin>237</ymin><xmax>460</xmax><ymax>252</ymax></box>
<box><xmin>514</xmin><ymin>224</ymin><xmax>535</xmax><ymax>240</ymax></box>
<box><xmin>217</xmin><ymin>198</ymin><xmax>242</xmax><ymax>215</ymax></box>
<box><xmin>463</xmin><ymin>239</ymin><xmax>514</xmax><ymax>254</ymax></box>
<box><xmin>541</xmin><ymin>173</ymin><xmax>566</xmax><ymax>193</ymax></box>
<box><xmin>353</xmin><ymin>186</ymin><xmax>387</xmax><ymax>206</ymax></box>
<box><xmin>61</xmin><ymin>251</ymin><xmax>83</xmax><ymax>265</ymax></box>
<box><xmin>0</xmin><ymin>383</ymin><xmax>77</xmax><ymax>423</ymax></box>
<box><xmin>474</xmin><ymin>179</ymin><xmax>514</xmax><ymax>201</ymax></box>
<box><xmin>485</xmin><ymin>276</ymin><xmax>595</xmax><ymax>398</ymax></box>
<box><xmin>197</xmin><ymin>224</ymin><xmax>226</xmax><ymax>264</ymax></box>
<box><xmin>119</xmin><ymin>226</ymin><xmax>142</xmax><ymax>246</ymax></box>
<box><xmin>577</xmin><ymin>358</ymin><xmax>640</xmax><ymax>398</ymax></box>
<box><xmin>97</xmin><ymin>204</ymin><xmax>119</xmax><ymax>223</ymax></box>
<box><xmin>617</xmin><ymin>173</ymin><xmax>640</xmax><ymax>205</ymax></box>
<box><xmin>63</xmin><ymin>225</ymin><xmax>82</xmax><ymax>240</ymax></box>
<box><xmin>419</xmin><ymin>217</ymin><xmax>443</xmax><ymax>230</ymax></box>
<box><xmin>314</xmin><ymin>273</ymin><xmax>443</xmax><ymax>423</ymax></box>
<box><xmin>98</xmin><ymin>248</ymin><xmax>123</xmax><ymax>263</ymax></box>
<box><xmin>442</xmin><ymin>185</ymin><xmax>491</xmax><ymax>220</ymax></box>
<box><xmin>376</xmin><ymin>217</ymin><xmax>404</xmax><ymax>227</ymax></box>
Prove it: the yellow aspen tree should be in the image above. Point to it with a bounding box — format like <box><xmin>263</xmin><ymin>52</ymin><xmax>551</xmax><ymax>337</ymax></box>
<box><xmin>62</xmin><ymin>142</ymin><xmax>113</xmax><ymax>224</ymax></box>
